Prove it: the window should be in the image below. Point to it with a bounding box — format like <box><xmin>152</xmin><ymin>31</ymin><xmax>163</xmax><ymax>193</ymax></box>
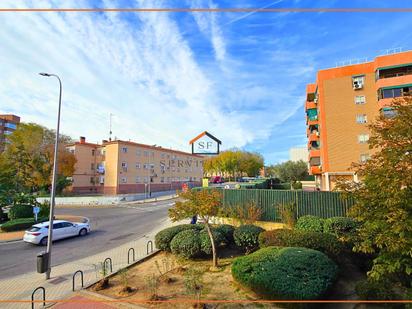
<box><xmin>121</xmin><ymin>162</ymin><xmax>128</xmax><ymax>172</ymax></box>
<box><xmin>358</xmin><ymin>134</ymin><xmax>369</xmax><ymax>144</ymax></box>
<box><xmin>356</xmin><ymin>114</ymin><xmax>367</xmax><ymax>124</ymax></box>
<box><xmin>4</xmin><ymin>122</ymin><xmax>16</xmax><ymax>129</ymax></box>
<box><xmin>100</xmin><ymin>149</ymin><xmax>105</xmax><ymax>156</ymax></box>
<box><xmin>355</xmin><ymin>95</ymin><xmax>366</xmax><ymax>105</ymax></box>
<box><xmin>161</xmin><ymin>153</ymin><xmax>165</xmax><ymax>159</ymax></box>
<box><xmin>53</xmin><ymin>223</ymin><xmax>64</xmax><ymax>229</ymax></box>
<box><xmin>144</xmin><ymin>151</ymin><xmax>148</xmax><ymax>157</ymax></box>
<box><xmin>136</xmin><ymin>150</ymin><xmax>141</xmax><ymax>156</ymax></box>
<box><xmin>135</xmin><ymin>176</ymin><xmax>140</xmax><ymax>183</ymax></box>
<box><xmin>143</xmin><ymin>177</ymin><xmax>148</xmax><ymax>183</ymax></box>
<box><xmin>122</xmin><ymin>147</ymin><xmax>128</xmax><ymax>153</ymax></box>
<box><xmin>160</xmin><ymin>177</ymin><xmax>164</xmax><ymax>183</ymax></box>
<box><xmin>150</xmin><ymin>163</ymin><xmax>155</xmax><ymax>169</ymax></box>
<box><xmin>91</xmin><ymin>163</ymin><xmax>95</xmax><ymax>170</ymax></box>
<box><xmin>91</xmin><ymin>149</ymin><xmax>95</xmax><ymax>156</ymax></box>
<box><xmin>121</xmin><ymin>177</ymin><xmax>127</xmax><ymax>183</ymax></box>
<box><xmin>136</xmin><ymin>163</ymin><xmax>141</xmax><ymax>169</ymax></box>
<box><xmin>382</xmin><ymin>88</ymin><xmax>402</xmax><ymax>99</ymax></box>
<box><xmin>352</xmin><ymin>75</ymin><xmax>365</xmax><ymax>89</ymax></box>
<box><xmin>360</xmin><ymin>154</ymin><xmax>370</xmax><ymax>163</ymax></box>
<box><xmin>382</xmin><ymin>107</ymin><xmax>397</xmax><ymax>118</ymax></box>
<box><xmin>90</xmin><ymin>177</ymin><xmax>95</xmax><ymax>184</ymax></box>
<box><xmin>61</xmin><ymin>222</ymin><xmax>73</xmax><ymax>228</ymax></box>
<box><xmin>151</xmin><ymin>151</ymin><xmax>154</xmax><ymax>157</ymax></box>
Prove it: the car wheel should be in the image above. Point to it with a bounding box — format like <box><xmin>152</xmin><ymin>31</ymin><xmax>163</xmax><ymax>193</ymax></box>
<box><xmin>79</xmin><ymin>228</ymin><xmax>88</xmax><ymax>236</ymax></box>
<box><xmin>40</xmin><ymin>237</ymin><xmax>48</xmax><ymax>246</ymax></box>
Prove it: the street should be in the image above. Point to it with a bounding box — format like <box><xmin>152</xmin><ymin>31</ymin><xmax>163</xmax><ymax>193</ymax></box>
<box><xmin>0</xmin><ymin>199</ymin><xmax>174</xmax><ymax>280</ymax></box>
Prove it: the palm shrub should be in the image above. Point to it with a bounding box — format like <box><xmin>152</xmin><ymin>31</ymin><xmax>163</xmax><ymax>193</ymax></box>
<box><xmin>295</xmin><ymin>215</ymin><xmax>325</xmax><ymax>232</ymax></box>
<box><xmin>155</xmin><ymin>224</ymin><xmax>202</xmax><ymax>252</ymax></box>
<box><xmin>233</xmin><ymin>225</ymin><xmax>264</xmax><ymax>253</ymax></box>
<box><xmin>232</xmin><ymin>246</ymin><xmax>338</xmax><ymax>299</ymax></box>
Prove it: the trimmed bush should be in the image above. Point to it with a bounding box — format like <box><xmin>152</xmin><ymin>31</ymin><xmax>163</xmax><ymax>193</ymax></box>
<box><xmin>170</xmin><ymin>229</ymin><xmax>201</xmax><ymax>259</ymax></box>
<box><xmin>355</xmin><ymin>279</ymin><xmax>399</xmax><ymax>300</ymax></box>
<box><xmin>295</xmin><ymin>215</ymin><xmax>325</xmax><ymax>233</ymax></box>
<box><xmin>155</xmin><ymin>224</ymin><xmax>202</xmax><ymax>252</ymax></box>
<box><xmin>214</xmin><ymin>224</ymin><xmax>235</xmax><ymax>243</ymax></box>
<box><xmin>233</xmin><ymin>225</ymin><xmax>264</xmax><ymax>252</ymax></box>
<box><xmin>232</xmin><ymin>246</ymin><xmax>338</xmax><ymax>299</ymax></box>
<box><xmin>199</xmin><ymin>229</ymin><xmax>226</xmax><ymax>255</ymax></box>
<box><xmin>324</xmin><ymin>217</ymin><xmax>358</xmax><ymax>238</ymax></box>
<box><xmin>259</xmin><ymin>229</ymin><xmax>346</xmax><ymax>261</ymax></box>
<box><xmin>0</xmin><ymin>217</ymin><xmax>48</xmax><ymax>232</ymax></box>
<box><xmin>8</xmin><ymin>204</ymin><xmax>33</xmax><ymax>220</ymax></box>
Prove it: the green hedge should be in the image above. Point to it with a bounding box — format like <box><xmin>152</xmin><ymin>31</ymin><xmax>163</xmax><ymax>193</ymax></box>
<box><xmin>199</xmin><ymin>229</ymin><xmax>226</xmax><ymax>255</ymax></box>
<box><xmin>8</xmin><ymin>204</ymin><xmax>33</xmax><ymax>220</ymax></box>
<box><xmin>259</xmin><ymin>229</ymin><xmax>347</xmax><ymax>262</ymax></box>
<box><xmin>170</xmin><ymin>229</ymin><xmax>202</xmax><ymax>258</ymax></box>
<box><xmin>323</xmin><ymin>217</ymin><xmax>358</xmax><ymax>238</ymax></box>
<box><xmin>295</xmin><ymin>215</ymin><xmax>325</xmax><ymax>232</ymax></box>
<box><xmin>155</xmin><ymin>224</ymin><xmax>202</xmax><ymax>252</ymax></box>
<box><xmin>233</xmin><ymin>225</ymin><xmax>265</xmax><ymax>253</ymax></box>
<box><xmin>214</xmin><ymin>224</ymin><xmax>235</xmax><ymax>243</ymax></box>
<box><xmin>232</xmin><ymin>246</ymin><xmax>338</xmax><ymax>299</ymax></box>
<box><xmin>0</xmin><ymin>217</ymin><xmax>48</xmax><ymax>232</ymax></box>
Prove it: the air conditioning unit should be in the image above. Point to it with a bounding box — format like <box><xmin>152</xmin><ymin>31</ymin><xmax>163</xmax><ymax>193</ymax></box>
<box><xmin>314</xmin><ymin>98</ymin><xmax>318</xmax><ymax>103</ymax></box>
<box><xmin>353</xmin><ymin>83</ymin><xmax>363</xmax><ymax>90</ymax></box>
<box><xmin>316</xmin><ymin>132</ymin><xmax>320</xmax><ymax>137</ymax></box>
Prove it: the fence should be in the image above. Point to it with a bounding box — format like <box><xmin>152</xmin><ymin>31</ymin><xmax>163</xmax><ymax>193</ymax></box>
<box><xmin>214</xmin><ymin>189</ymin><xmax>353</xmax><ymax>222</ymax></box>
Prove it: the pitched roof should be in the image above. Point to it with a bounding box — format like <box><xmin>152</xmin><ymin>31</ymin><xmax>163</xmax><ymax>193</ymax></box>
<box><xmin>189</xmin><ymin>131</ymin><xmax>222</xmax><ymax>145</ymax></box>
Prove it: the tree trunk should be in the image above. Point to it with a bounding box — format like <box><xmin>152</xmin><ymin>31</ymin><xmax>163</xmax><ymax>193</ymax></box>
<box><xmin>204</xmin><ymin>223</ymin><xmax>217</xmax><ymax>267</ymax></box>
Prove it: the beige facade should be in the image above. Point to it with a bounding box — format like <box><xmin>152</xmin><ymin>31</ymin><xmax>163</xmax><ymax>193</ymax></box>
<box><xmin>66</xmin><ymin>137</ymin><xmax>203</xmax><ymax>195</ymax></box>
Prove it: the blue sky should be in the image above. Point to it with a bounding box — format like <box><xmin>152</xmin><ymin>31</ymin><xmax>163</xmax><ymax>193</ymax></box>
<box><xmin>1</xmin><ymin>0</ymin><xmax>412</xmax><ymax>164</ymax></box>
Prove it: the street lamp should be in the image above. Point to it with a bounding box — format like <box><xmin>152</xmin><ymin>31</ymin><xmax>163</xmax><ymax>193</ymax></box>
<box><xmin>39</xmin><ymin>72</ymin><xmax>62</xmax><ymax>280</ymax></box>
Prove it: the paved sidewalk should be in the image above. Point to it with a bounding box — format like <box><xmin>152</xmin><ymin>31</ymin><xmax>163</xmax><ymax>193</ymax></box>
<box><xmin>0</xmin><ymin>231</ymin><xmax>24</xmax><ymax>242</ymax></box>
<box><xmin>0</xmin><ymin>217</ymin><xmax>177</xmax><ymax>309</ymax></box>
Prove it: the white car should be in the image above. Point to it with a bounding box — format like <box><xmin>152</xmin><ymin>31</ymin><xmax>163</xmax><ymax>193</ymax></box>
<box><xmin>23</xmin><ymin>220</ymin><xmax>91</xmax><ymax>245</ymax></box>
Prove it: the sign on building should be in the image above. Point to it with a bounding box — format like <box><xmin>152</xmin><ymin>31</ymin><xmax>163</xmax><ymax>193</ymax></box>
<box><xmin>189</xmin><ymin>131</ymin><xmax>221</xmax><ymax>155</ymax></box>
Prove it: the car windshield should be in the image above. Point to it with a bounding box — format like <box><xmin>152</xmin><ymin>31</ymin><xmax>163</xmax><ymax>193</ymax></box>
<box><xmin>27</xmin><ymin>227</ymin><xmax>41</xmax><ymax>232</ymax></box>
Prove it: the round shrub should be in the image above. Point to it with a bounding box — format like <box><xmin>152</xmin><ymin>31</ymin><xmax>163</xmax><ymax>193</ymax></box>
<box><xmin>295</xmin><ymin>215</ymin><xmax>325</xmax><ymax>233</ymax></box>
<box><xmin>155</xmin><ymin>224</ymin><xmax>202</xmax><ymax>252</ymax></box>
<box><xmin>232</xmin><ymin>246</ymin><xmax>338</xmax><ymax>299</ymax></box>
<box><xmin>170</xmin><ymin>229</ymin><xmax>202</xmax><ymax>259</ymax></box>
<box><xmin>199</xmin><ymin>229</ymin><xmax>226</xmax><ymax>255</ymax></box>
<box><xmin>8</xmin><ymin>204</ymin><xmax>33</xmax><ymax>220</ymax></box>
<box><xmin>214</xmin><ymin>224</ymin><xmax>235</xmax><ymax>243</ymax></box>
<box><xmin>233</xmin><ymin>225</ymin><xmax>264</xmax><ymax>252</ymax></box>
<box><xmin>323</xmin><ymin>217</ymin><xmax>358</xmax><ymax>238</ymax></box>
<box><xmin>259</xmin><ymin>229</ymin><xmax>346</xmax><ymax>261</ymax></box>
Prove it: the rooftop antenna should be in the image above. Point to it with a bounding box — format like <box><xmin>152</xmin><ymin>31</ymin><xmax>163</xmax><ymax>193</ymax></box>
<box><xmin>109</xmin><ymin>113</ymin><xmax>113</xmax><ymax>142</ymax></box>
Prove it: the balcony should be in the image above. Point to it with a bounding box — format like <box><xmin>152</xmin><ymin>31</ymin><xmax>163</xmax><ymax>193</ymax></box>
<box><xmin>310</xmin><ymin>165</ymin><xmax>322</xmax><ymax>175</ymax></box>
<box><xmin>305</xmin><ymin>101</ymin><xmax>317</xmax><ymax>111</ymax></box>
<box><xmin>309</xmin><ymin>149</ymin><xmax>320</xmax><ymax>159</ymax></box>
<box><xmin>308</xmin><ymin>132</ymin><xmax>320</xmax><ymax>143</ymax></box>
<box><xmin>376</xmin><ymin>74</ymin><xmax>412</xmax><ymax>91</ymax></box>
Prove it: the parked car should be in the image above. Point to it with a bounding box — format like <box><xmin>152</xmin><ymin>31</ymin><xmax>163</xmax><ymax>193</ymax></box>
<box><xmin>23</xmin><ymin>220</ymin><xmax>91</xmax><ymax>246</ymax></box>
<box><xmin>210</xmin><ymin>176</ymin><xmax>223</xmax><ymax>184</ymax></box>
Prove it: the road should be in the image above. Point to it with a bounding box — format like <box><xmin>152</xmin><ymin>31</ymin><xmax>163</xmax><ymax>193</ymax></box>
<box><xmin>0</xmin><ymin>199</ymin><xmax>174</xmax><ymax>280</ymax></box>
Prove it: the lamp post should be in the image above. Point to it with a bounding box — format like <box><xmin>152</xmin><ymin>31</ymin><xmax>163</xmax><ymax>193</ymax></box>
<box><xmin>39</xmin><ymin>72</ymin><xmax>62</xmax><ymax>280</ymax></box>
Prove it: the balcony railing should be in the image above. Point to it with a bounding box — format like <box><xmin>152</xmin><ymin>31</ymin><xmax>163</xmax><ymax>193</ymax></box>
<box><xmin>310</xmin><ymin>165</ymin><xmax>322</xmax><ymax>175</ymax></box>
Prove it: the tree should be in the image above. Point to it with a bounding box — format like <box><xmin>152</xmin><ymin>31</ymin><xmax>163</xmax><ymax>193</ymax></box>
<box><xmin>267</xmin><ymin>160</ymin><xmax>308</xmax><ymax>185</ymax></box>
<box><xmin>203</xmin><ymin>150</ymin><xmax>264</xmax><ymax>179</ymax></box>
<box><xmin>338</xmin><ymin>97</ymin><xmax>412</xmax><ymax>286</ymax></box>
<box><xmin>0</xmin><ymin>123</ymin><xmax>76</xmax><ymax>194</ymax></box>
<box><xmin>168</xmin><ymin>189</ymin><xmax>222</xmax><ymax>267</ymax></box>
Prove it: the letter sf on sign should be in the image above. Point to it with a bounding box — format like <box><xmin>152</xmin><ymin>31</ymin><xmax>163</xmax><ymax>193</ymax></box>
<box><xmin>190</xmin><ymin>132</ymin><xmax>221</xmax><ymax>155</ymax></box>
